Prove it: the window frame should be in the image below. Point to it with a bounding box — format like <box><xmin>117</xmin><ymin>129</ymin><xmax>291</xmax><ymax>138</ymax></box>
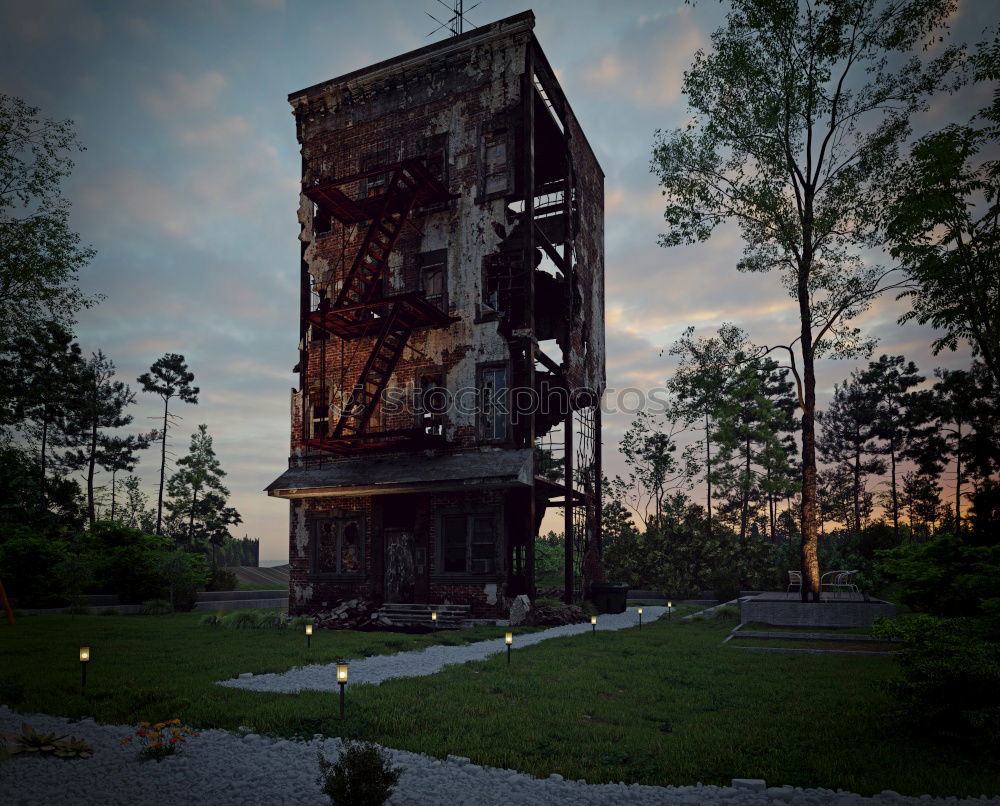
<box><xmin>477</xmin><ymin>362</ymin><xmax>509</xmax><ymax>443</ymax></box>
<box><xmin>310</xmin><ymin>514</ymin><xmax>366</xmax><ymax>578</ymax></box>
<box><xmin>482</xmin><ymin>127</ymin><xmax>512</xmax><ymax>199</ymax></box>
<box><xmin>417</xmin><ymin>249</ymin><xmax>448</xmax><ymax>311</ymax></box>
<box><xmin>434</xmin><ymin>510</ymin><xmax>501</xmax><ymax>577</ymax></box>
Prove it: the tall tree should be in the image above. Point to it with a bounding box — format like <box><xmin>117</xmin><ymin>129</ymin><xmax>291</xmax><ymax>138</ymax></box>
<box><xmin>0</xmin><ymin>321</ymin><xmax>83</xmax><ymax>497</ymax></box>
<box><xmin>886</xmin><ymin>38</ymin><xmax>1000</xmax><ymax>387</ymax></box>
<box><xmin>818</xmin><ymin>374</ymin><xmax>886</xmax><ymax>539</ymax></box>
<box><xmin>857</xmin><ymin>354</ymin><xmax>925</xmax><ymax>539</ymax></box>
<box><xmin>96</xmin><ymin>432</ymin><xmax>153</xmax><ymax>522</ymax></box>
<box><xmin>0</xmin><ymin>94</ymin><xmax>100</xmax><ymax>340</ymax></box>
<box><xmin>165</xmin><ymin>424</ymin><xmax>241</xmax><ymax>561</ymax></box>
<box><xmin>651</xmin><ymin>0</ymin><xmax>961</xmax><ymax>599</ymax></box>
<box><xmin>138</xmin><ymin>354</ymin><xmax>199</xmax><ymax>535</ymax></box>
<box><xmin>60</xmin><ymin>351</ymin><xmax>137</xmax><ymax>525</ymax></box>
<box><xmin>668</xmin><ymin>323</ymin><xmax>752</xmax><ymax>539</ymax></box>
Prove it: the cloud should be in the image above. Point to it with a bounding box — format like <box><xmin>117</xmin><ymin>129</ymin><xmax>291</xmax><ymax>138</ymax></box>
<box><xmin>140</xmin><ymin>71</ymin><xmax>228</xmax><ymax>119</ymax></box>
<box><xmin>178</xmin><ymin>115</ymin><xmax>251</xmax><ymax>148</ymax></box>
<box><xmin>582</xmin><ymin>7</ymin><xmax>702</xmax><ymax>107</ymax></box>
<box><xmin>10</xmin><ymin>0</ymin><xmax>103</xmax><ymax>44</ymax></box>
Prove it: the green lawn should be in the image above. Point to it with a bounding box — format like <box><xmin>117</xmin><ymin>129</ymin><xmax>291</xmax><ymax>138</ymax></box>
<box><xmin>730</xmin><ymin>637</ymin><xmax>900</xmax><ymax>652</ymax></box>
<box><xmin>741</xmin><ymin>622</ymin><xmax>874</xmax><ymax>635</ymax></box>
<box><xmin>0</xmin><ymin>609</ymin><xmax>997</xmax><ymax>797</ymax></box>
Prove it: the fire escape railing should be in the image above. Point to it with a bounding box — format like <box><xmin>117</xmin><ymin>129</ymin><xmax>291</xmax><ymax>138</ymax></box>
<box><xmin>301</xmin><ymin>157</ymin><xmax>457</xmax><ymax>455</ymax></box>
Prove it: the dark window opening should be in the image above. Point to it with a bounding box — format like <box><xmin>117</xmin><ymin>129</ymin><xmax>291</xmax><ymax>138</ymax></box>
<box><xmin>483</xmin><ymin>128</ymin><xmax>511</xmax><ymax>197</ymax></box>
<box><xmin>478</xmin><ymin>364</ymin><xmax>508</xmax><ymax>442</ymax></box>
<box><xmin>416</xmin><ymin>372</ymin><xmax>446</xmax><ymax>436</ymax></box>
<box><xmin>314</xmin><ymin>517</ymin><xmax>363</xmax><ymax>575</ymax></box>
<box><xmin>361</xmin><ymin>150</ymin><xmax>391</xmax><ymax>198</ymax></box>
<box><xmin>482</xmin><ymin>255</ymin><xmax>509</xmax><ymax>316</ymax></box>
<box><xmin>438</xmin><ymin>513</ymin><xmax>497</xmax><ymax>574</ymax></box>
<box><xmin>311</xmin><ymin>402</ymin><xmax>329</xmax><ymax>438</ymax></box>
<box><xmin>418</xmin><ymin>249</ymin><xmax>447</xmax><ymax>310</ymax></box>
<box><xmin>313</xmin><ymin>203</ymin><xmax>332</xmax><ymax>236</ymax></box>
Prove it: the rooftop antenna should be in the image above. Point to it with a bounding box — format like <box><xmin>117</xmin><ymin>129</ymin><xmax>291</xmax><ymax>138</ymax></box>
<box><xmin>426</xmin><ymin>0</ymin><xmax>481</xmax><ymax>38</ymax></box>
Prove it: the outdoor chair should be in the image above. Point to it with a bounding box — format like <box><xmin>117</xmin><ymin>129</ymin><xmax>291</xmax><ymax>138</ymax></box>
<box><xmin>820</xmin><ymin>569</ymin><xmax>859</xmax><ymax>599</ymax></box>
<box><xmin>787</xmin><ymin>570</ymin><xmax>802</xmax><ymax>593</ymax></box>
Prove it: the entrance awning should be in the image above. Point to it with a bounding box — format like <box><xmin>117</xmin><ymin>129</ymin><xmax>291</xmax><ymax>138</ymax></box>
<box><xmin>265</xmin><ymin>449</ymin><xmax>533</xmax><ymax>499</ymax></box>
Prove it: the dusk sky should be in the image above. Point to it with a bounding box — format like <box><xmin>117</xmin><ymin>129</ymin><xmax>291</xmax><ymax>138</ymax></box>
<box><xmin>1</xmin><ymin>0</ymin><xmax>991</xmax><ymax>561</ymax></box>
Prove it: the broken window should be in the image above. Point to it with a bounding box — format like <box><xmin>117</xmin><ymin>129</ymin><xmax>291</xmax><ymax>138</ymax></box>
<box><xmin>418</xmin><ymin>132</ymin><xmax>448</xmax><ymax>183</ymax></box>
<box><xmin>483</xmin><ymin>128</ymin><xmax>511</xmax><ymax>197</ymax></box>
<box><xmin>361</xmin><ymin>149</ymin><xmax>391</xmax><ymax>198</ymax></box>
<box><xmin>313</xmin><ymin>202</ymin><xmax>332</xmax><ymax>236</ymax></box>
<box><xmin>439</xmin><ymin>513</ymin><xmax>497</xmax><ymax>574</ymax></box>
<box><xmin>478</xmin><ymin>363</ymin><xmax>508</xmax><ymax>442</ymax></box>
<box><xmin>418</xmin><ymin>249</ymin><xmax>447</xmax><ymax>309</ymax></box>
<box><xmin>482</xmin><ymin>254</ymin><xmax>509</xmax><ymax>316</ymax></box>
<box><xmin>311</xmin><ymin>402</ymin><xmax>329</xmax><ymax>438</ymax></box>
<box><xmin>313</xmin><ymin>517</ymin><xmax>364</xmax><ymax>575</ymax></box>
<box><xmin>415</xmin><ymin>372</ymin><xmax>446</xmax><ymax>435</ymax></box>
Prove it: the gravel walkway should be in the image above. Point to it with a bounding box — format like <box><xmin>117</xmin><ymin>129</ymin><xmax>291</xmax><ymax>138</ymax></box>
<box><xmin>1</xmin><ymin>708</ymin><xmax>994</xmax><ymax>806</ymax></box>
<box><xmin>219</xmin><ymin>606</ymin><xmax>667</xmax><ymax>693</ymax></box>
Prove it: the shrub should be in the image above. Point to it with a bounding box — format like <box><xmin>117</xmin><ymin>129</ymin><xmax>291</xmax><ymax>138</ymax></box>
<box><xmin>317</xmin><ymin>742</ymin><xmax>401</xmax><ymax>806</ymax></box>
<box><xmin>713</xmin><ymin>605</ymin><xmax>739</xmax><ymax>621</ymax></box>
<box><xmin>0</xmin><ymin>530</ymin><xmax>70</xmax><ymax>607</ymax></box>
<box><xmin>206</xmin><ymin>566</ymin><xmax>238</xmax><ymax>592</ymax></box>
<box><xmin>229</xmin><ymin>611</ymin><xmax>261</xmax><ymax>629</ymax></box>
<box><xmin>873</xmin><ymin>615</ymin><xmax>1000</xmax><ymax>743</ymax></box>
<box><xmin>139</xmin><ymin>599</ymin><xmax>172</xmax><ymax>616</ymax></box>
<box><xmin>290</xmin><ymin>615</ymin><xmax>314</xmax><ymax>631</ymax></box>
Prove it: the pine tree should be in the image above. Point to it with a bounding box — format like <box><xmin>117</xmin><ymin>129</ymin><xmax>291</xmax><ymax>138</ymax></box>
<box><xmin>818</xmin><ymin>375</ymin><xmax>886</xmax><ymax>539</ymax></box>
<box><xmin>857</xmin><ymin>355</ymin><xmax>925</xmax><ymax>540</ymax></box>
<box><xmin>165</xmin><ymin>424</ymin><xmax>241</xmax><ymax>560</ymax></box>
<box><xmin>60</xmin><ymin>351</ymin><xmax>137</xmax><ymax>525</ymax></box>
<box><xmin>138</xmin><ymin>354</ymin><xmax>199</xmax><ymax>535</ymax></box>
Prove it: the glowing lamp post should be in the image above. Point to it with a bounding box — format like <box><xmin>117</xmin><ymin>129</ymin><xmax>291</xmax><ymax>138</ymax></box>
<box><xmin>637</xmin><ymin>607</ymin><xmax>643</xmax><ymax>631</ymax></box>
<box><xmin>337</xmin><ymin>662</ymin><xmax>348</xmax><ymax>717</ymax></box>
<box><xmin>305</xmin><ymin>622</ymin><xmax>313</xmax><ymax>648</ymax></box>
<box><xmin>668</xmin><ymin>601</ymin><xmax>673</xmax><ymax>621</ymax></box>
<box><xmin>431</xmin><ymin>611</ymin><xmax>437</xmax><ymax>629</ymax></box>
<box><xmin>591</xmin><ymin>615</ymin><xmax>597</xmax><ymax>635</ymax></box>
<box><xmin>505</xmin><ymin>631</ymin><xmax>513</xmax><ymax>665</ymax></box>
<box><xmin>79</xmin><ymin>646</ymin><xmax>90</xmax><ymax>689</ymax></box>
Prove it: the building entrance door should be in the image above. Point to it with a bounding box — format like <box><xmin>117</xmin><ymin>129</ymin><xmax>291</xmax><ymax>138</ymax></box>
<box><xmin>384</xmin><ymin>529</ymin><xmax>415</xmax><ymax>603</ymax></box>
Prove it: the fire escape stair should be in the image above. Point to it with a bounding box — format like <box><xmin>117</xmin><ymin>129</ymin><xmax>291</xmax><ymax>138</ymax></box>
<box><xmin>302</xmin><ymin>157</ymin><xmax>458</xmax><ymax>456</ymax></box>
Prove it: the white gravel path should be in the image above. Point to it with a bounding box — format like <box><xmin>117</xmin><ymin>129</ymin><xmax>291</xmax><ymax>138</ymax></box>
<box><xmin>218</xmin><ymin>606</ymin><xmax>668</xmax><ymax>693</ymax></box>
<box><xmin>1</xmin><ymin>708</ymin><xmax>995</xmax><ymax>806</ymax></box>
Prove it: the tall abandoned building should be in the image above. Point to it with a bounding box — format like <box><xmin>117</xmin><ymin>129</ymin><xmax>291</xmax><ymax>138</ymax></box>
<box><xmin>266</xmin><ymin>10</ymin><xmax>605</xmax><ymax>620</ymax></box>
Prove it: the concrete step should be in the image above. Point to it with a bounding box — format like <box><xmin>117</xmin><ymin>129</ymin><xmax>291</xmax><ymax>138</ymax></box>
<box><xmin>376</xmin><ymin>603</ymin><xmax>470</xmax><ymax>628</ymax></box>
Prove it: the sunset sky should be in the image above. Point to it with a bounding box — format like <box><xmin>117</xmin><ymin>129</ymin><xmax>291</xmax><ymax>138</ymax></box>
<box><xmin>1</xmin><ymin>0</ymin><xmax>991</xmax><ymax>561</ymax></box>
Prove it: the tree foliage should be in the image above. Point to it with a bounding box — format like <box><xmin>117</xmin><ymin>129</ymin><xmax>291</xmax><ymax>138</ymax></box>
<box><xmin>651</xmin><ymin>0</ymin><xmax>963</xmax><ymax>599</ymax></box>
<box><xmin>0</xmin><ymin>94</ymin><xmax>100</xmax><ymax>339</ymax></box>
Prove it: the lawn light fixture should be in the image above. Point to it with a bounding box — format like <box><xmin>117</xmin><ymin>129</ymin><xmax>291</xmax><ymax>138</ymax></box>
<box><xmin>591</xmin><ymin>614</ymin><xmax>597</xmax><ymax>635</ymax></box>
<box><xmin>305</xmin><ymin>622</ymin><xmax>313</xmax><ymax>648</ymax></box>
<box><xmin>431</xmin><ymin>611</ymin><xmax>437</xmax><ymax>628</ymax></box>
<box><xmin>668</xmin><ymin>601</ymin><xmax>673</xmax><ymax>620</ymax></box>
<box><xmin>638</xmin><ymin>607</ymin><xmax>643</xmax><ymax>631</ymax></box>
<box><xmin>337</xmin><ymin>662</ymin><xmax>348</xmax><ymax>717</ymax></box>
<box><xmin>79</xmin><ymin>646</ymin><xmax>90</xmax><ymax>689</ymax></box>
<box><xmin>505</xmin><ymin>631</ymin><xmax>513</xmax><ymax>665</ymax></box>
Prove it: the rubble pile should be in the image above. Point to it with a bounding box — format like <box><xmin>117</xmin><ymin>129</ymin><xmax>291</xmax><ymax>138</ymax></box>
<box><xmin>309</xmin><ymin>599</ymin><xmax>382</xmax><ymax>630</ymax></box>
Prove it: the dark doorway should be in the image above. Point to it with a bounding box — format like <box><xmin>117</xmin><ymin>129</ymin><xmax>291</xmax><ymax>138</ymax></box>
<box><xmin>384</xmin><ymin>529</ymin><xmax>416</xmax><ymax>603</ymax></box>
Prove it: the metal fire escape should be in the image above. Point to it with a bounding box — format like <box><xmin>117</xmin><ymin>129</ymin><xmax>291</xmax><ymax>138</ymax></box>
<box><xmin>303</xmin><ymin>158</ymin><xmax>457</xmax><ymax>454</ymax></box>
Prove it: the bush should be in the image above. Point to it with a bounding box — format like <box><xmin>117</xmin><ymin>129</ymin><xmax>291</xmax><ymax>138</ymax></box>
<box><xmin>0</xmin><ymin>529</ymin><xmax>70</xmax><ymax>607</ymax></box>
<box><xmin>206</xmin><ymin>566</ymin><xmax>238</xmax><ymax>592</ymax></box>
<box><xmin>229</xmin><ymin>611</ymin><xmax>261</xmax><ymax>629</ymax></box>
<box><xmin>873</xmin><ymin>615</ymin><xmax>1000</xmax><ymax>743</ymax></box>
<box><xmin>289</xmin><ymin>615</ymin><xmax>314</xmax><ymax>631</ymax></box>
<box><xmin>713</xmin><ymin>604</ymin><xmax>739</xmax><ymax>621</ymax></box>
<box><xmin>877</xmin><ymin>533</ymin><xmax>1000</xmax><ymax>617</ymax></box>
<box><xmin>139</xmin><ymin>599</ymin><xmax>172</xmax><ymax>616</ymax></box>
<box><xmin>317</xmin><ymin>742</ymin><xmax>401</xmax><ymax>806</ymax></box>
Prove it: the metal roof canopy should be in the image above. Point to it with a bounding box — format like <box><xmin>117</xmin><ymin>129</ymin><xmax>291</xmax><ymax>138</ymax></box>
<box><xmin>265</xmin><ymin>449</ymin><xmax>533</xmax><ymax>499</ymax></box>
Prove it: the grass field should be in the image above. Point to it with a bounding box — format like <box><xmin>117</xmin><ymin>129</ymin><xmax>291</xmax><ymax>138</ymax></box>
<box><xmin>0</xmin><ymin>608</ymin><xmax>997</xmax><ymax>797</ymax></box>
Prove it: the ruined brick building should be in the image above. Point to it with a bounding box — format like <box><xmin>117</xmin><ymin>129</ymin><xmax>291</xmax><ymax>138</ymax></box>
<box><xmin>266</xmin><ymin>10</ymin><xmax>605</xmax><ymax>620</ymax></box>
